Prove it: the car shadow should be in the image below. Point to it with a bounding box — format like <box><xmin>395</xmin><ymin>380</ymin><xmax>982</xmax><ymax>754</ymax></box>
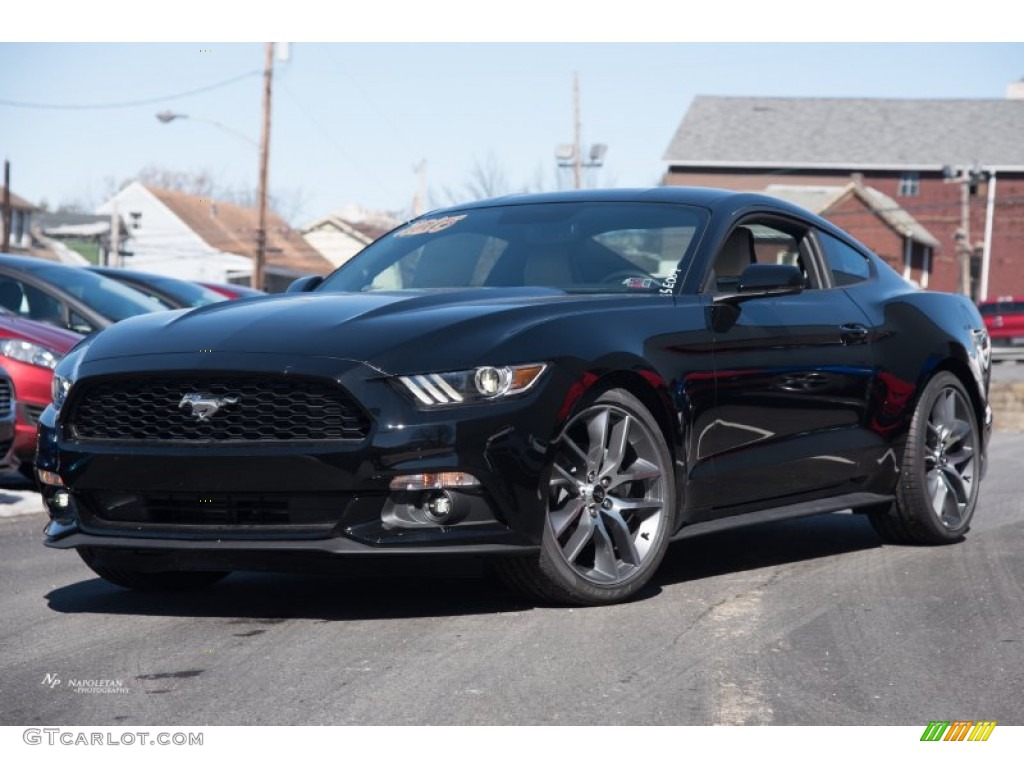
<box><xmin>45</xmin><ymin>513</ymin><xmax>883</xmax><ymax>621</ymax></box>
<box><xmin>656</xmin><ymin>512</ymin><xmax>883</xmax><ymax>586</ymax></box>
<box><xmin>45</xmin><ymin>557</ymin><xmax>537</xmax><ymax>621</ymax></box>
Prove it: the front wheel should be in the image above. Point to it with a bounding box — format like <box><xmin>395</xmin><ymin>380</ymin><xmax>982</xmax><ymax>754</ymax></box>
<box><xmin>494</xmin><ymin>388</ymin><xmax>675</xmax><ymax>605</ymax></box>
<box><xmin>869</xmin><ymin>372</ymin><xmax>981</xmax><ymax>545</ymax></box>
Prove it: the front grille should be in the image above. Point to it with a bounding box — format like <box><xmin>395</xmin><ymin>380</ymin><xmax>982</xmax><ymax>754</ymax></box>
<box><xmin>83</xmin><ymin>491</ymin><xmax>353</xmax><ymax>530</ymax></box>
<box><xmin>23</xmin><ymin>403</ymin><xmax>45</xmax><ymax>426</ymax></box>
<box><xmin>69</xmin><ymin>375</ymin><xmax>371</xmax><ymax>442</ymax></box>
<box><xmin>0</xmin><ymin>378</ymin><xmax>12</xmax><ymax>417</ymax></box>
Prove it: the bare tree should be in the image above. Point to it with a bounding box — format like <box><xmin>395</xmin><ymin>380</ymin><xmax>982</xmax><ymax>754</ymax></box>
<box><xmin>430</xmin><ymin>152</ymin><xmax>548</xmax><ymax>209</ymax></box>
<box><xmin>101</xmin><ymin>166</ymin><xmax>308</xmax><ymax>223</ymax></box>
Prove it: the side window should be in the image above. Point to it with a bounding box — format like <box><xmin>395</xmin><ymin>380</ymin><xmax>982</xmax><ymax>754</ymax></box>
<box><xmin>68</xmin><ymin>310</ymin><xmax>96</xmax><ymax>335</ymax></box>
<box><xmin>0</xmin><ymin>276</ymin><xmax>29</xmax><ymax>316</ymax></box>
<box><xmin>23</xmin><ymin>284</ymin><xmax>65</xmax><ymax>325</ymax></box>
<box><xmin>708</xmin><ymin>221</ymin><xmax>817</xmax><ymax>292</ymax></box>
<box><xmin>818</xmin><ymin>231</ymin><xmax>872</xmax><ymax>286</ymax></box>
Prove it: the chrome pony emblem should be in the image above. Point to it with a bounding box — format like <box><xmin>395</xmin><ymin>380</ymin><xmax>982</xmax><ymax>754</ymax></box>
<box><xmin>178</xmin><ymin>392</ymin><xmax>240</xmax><ymax>421</ymax></box>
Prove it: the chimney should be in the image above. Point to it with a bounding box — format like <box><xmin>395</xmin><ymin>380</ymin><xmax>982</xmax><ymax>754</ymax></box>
<box><xmin>1007</xmin><ymin>79</ymin><xmax>1024</xmax><ymax>100</ymax></box>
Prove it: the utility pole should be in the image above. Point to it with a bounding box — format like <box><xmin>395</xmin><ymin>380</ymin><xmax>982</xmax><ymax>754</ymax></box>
<box><xmin>958</xmin><ymin>178</ymin><xmax>971</xmax><ymax>298</ymax></box>
<box><xmin>944</xmin><ymin>164</ymin><xmax>987</xmax><ymax>301</ymax></box>
<box><xmin>255</xmin><ymin>42</ymin><xmax>275</xmax><ymax>292</ymax></box>
<box><xmin>555</xmin><ymin>73</ymin><xmax>606</xmax><ymax>191</ymax></box>
<box><xmin>109</xmin><ymin>200</ymin><xmax>120</xmax><ymax>268</ymax></box>
<box><xmin>412</xmin><ymin>160</ymin><xmax>427</xmax><ymax>217</ymax></box>
<box><xmin>2</xmin><ymin>160</ymin><xmax>10</xmax><ymax>252</ymax></box>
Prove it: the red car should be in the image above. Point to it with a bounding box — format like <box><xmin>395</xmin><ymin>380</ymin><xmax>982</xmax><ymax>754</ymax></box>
<box><xmin>0</xmin><ymin>312</ymin><xmax>81</xmax><ymax>473</ymax></box>
<box><xmin>199</xmin><ymin>282</ymin><xmax>266</xmax><ymax>300</ymax></box>
<box><xmin>979</xmin><ymin>296</ymin><xmax>1024</xmax><ymax>360</ymax></box>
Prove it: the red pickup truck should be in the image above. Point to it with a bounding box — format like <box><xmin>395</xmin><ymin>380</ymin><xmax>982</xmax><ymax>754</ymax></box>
<box><xmin>979</xmin><ymin>296</ymin><xmax>1024</xmax><ymax>360</ymax></box>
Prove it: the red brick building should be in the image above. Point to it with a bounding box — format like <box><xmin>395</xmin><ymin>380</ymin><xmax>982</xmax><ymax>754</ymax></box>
<box><xmin>662</xmin><ymin>87</ymin><xmax>1024</xmax><ymax>300</ymax></box>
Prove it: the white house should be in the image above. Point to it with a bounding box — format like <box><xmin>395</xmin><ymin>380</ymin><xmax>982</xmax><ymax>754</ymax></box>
<box><xmin>302</xmin><ymin>204</ymin><xmax>401</xmax><ymax>268</ymax></box>
<box><xmin>98</xmin><ymin>182</ymin><xmax>334</xmax><ymax>292</ymax></box>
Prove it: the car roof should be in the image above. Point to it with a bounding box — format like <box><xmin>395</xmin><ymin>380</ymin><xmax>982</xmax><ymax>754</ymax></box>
<box><xmin>0</xmin><ymin>252</ymin><xmax>85</xmax><ymax>273</ymax></box>
<box><xmin>425</xmin><ymin>186</ymin><xmax>813</xmax><ymax>217</ymax></box>
<box><xmin>419</xmin><ymin>187</ymin><xmax>852</xmax><ymax>241</ymax></box>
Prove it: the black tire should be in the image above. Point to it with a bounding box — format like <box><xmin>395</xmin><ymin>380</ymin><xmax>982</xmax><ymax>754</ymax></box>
<box><xmin>493</xmin><ymin>388</ymin><xmax>676</xmax><ymax>605</ymax></box>
<box><xmin>77</xmin><ymin>548</ymin><xmax>229</xmax><ymax>591</ymax></box>
<box><xmin>868</xmin><ymin>371</ymin><xmax>981</xmax><ymax>545</ymax></box>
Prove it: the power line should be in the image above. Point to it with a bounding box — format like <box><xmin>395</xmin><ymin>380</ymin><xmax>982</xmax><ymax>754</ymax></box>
<box><xmin>0</xmin><ymin>71</ymin><xmax>260</xmax><ymax>111</ymax></box>
<box><xmin>277</xmin><ymin>79</ymin><xmax>398</xmax><ymax>202</ymax></box>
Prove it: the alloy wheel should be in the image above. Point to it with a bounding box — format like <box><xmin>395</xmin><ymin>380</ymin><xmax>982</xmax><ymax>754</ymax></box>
<box><xmin>547</xmin><ymin>404</ymin><xmax>667</xmax><ymax>585</ymax></box>
<box><xmin>923</xmin><ymin>386</ymin><xmax>977</xmax><ymax>530</ymax></box>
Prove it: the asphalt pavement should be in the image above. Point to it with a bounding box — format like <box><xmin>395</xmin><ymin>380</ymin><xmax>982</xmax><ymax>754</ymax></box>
<box><xmin>1</xmin><ymin>436</ymin><xmax>1021</xmax><ymax>726</ymax></box>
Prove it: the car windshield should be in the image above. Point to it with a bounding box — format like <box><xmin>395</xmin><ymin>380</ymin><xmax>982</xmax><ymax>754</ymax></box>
<box><xmin>30</xmin><ymin>265</ymin><xmax>168</xmax><ymax>321</ymax></box>
<box><xmin>317</xmin><ymin>201</ymin><xmax>707</xmax><ymax>294</ymax></box>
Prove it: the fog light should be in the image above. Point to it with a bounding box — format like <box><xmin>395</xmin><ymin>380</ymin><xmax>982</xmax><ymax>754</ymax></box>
<box><xmin>424</xmin><ymin>491</ymin><xmax>454</xmax><ymax>521</ymax></box>
<box><xmin>389</xmin><ymin>472</ymin><xmax>480</xmax><ymax>491</ymax></box>
<box><xmin>37</xmin><ymin>469</ymin><xmax>63</xmax><ymax>487</ymax></box>
<box><xmin>53</xmin><ymin>490</ymin><xmax>71</xmax><ymax>509</ymax></box>
<box><xmin>421</xmin><ymin>490</ymin><xmax>470</xmax><ymax>525</ymax></box>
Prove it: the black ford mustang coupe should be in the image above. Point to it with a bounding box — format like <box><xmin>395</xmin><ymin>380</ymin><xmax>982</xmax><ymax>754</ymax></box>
<box><xmin>38</xmin><ymin>188</ymin><xmax>992</xmax><ymax>605</ymax></box>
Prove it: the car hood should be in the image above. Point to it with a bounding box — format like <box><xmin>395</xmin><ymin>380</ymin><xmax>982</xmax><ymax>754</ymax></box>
<box><xmin>79</xmin><ymin>288</ymin><xmax>646</xmax><ymax>373</ymax></box>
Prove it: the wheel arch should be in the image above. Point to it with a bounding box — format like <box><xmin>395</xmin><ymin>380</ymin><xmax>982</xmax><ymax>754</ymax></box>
<box><xmin>926</xmin><ymin>356</ymin><xmax>987</xmax><ymax>440</ymax></box>
<box><xmin>590</xmin><ymin>370</ymin><xmax>679</xmax><ymax>464</ymax></box>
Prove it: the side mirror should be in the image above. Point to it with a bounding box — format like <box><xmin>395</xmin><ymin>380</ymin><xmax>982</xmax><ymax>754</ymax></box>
<box><xmin>714</xmin><ymin>264</ymin><xmax>804</xmax><ymax>305</ymax></box>
<box><xmin>287</xmin><ymin>275</ymin><xmax>323</xmax><ymax>293</ymax></box>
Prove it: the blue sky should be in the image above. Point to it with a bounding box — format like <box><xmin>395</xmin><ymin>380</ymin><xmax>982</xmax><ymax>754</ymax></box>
<box><xmin>2</xmin><ymin>41</ymin><xmax>1022</xmax><ymax>223</ymax></box>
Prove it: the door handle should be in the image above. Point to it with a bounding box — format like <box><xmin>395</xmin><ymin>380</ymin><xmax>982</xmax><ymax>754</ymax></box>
<box><xmin>839</xmin><ymin>323</ymin><xmax>869</xmax><ymax>344</ymax></box>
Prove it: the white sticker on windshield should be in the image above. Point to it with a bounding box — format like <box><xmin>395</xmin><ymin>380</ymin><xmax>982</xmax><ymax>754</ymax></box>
<box><xmin>395</xmin><ymin>215</ymin><xmax>468</xmax><ymax>238</ymax></box>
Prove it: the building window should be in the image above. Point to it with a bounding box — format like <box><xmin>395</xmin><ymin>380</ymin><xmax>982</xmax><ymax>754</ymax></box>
<box><xmin>898</xmin><ymin>172</ymin><xmax>920</xmax><ymax>197</ymax></box>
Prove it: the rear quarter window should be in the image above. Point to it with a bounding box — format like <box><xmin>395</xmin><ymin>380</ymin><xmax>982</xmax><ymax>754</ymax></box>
<box><xmin>818</xmin><ymin>231</ymin><xmax>872</xmax><ymax>286</ymax></box>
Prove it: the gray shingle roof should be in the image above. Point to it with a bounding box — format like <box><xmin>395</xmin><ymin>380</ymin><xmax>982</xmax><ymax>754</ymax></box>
<box><xmin>664</xmin><ymin>96</ymin><xmax>1024</xmax><ymax>169</ymax></box>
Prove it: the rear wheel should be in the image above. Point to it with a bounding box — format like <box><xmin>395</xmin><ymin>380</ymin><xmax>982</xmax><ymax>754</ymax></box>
<box><xmin>494</xmin><ymin>388</ymin><xmax>675</xmax><ymax>605</ymax></box>
<box><xmin>869</xmin><ymin>372</ymin><xmax>980</xmax><ymax>544</ymax></box>
<box><xmin>78</xmin><ymin>548</ymin><xmax>230</xmax><ymax>591</ymax></box>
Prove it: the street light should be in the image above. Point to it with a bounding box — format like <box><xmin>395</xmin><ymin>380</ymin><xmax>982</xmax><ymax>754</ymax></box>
<box><xmin>153</xmin><ymin>44</ymin><xmax>274</xmax><ymax>291</ymax></box>
<box><xmin>155</xmin><ymin>110</ymin><xmax>257</xmax><ymax>147</ymax></box>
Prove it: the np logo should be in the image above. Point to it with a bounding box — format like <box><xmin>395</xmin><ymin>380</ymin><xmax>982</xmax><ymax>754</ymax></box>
<box><xmin>41</xmin><ymin>673</ymin><xmax>61</xmax><ymax>689</ymax></box>
<box><xmin>920</xmin><ymin>720</ymin><xmax>996</xmax><ymax>742</ymax></box>
<box><xmin>178</xmin><ymin>392</ymin><xmax>240</xmax><ymax>421</ymax></box>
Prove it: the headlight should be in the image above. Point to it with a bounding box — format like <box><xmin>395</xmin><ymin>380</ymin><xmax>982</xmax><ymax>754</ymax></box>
<box><xmin>397</xmin><ymin>363</ymin><xmax>547</xmax><ymax>406</ymax></box>
<box><xmin>0</xmin><ymin>339</ymin><xmax>62</xmax><ymax>370</ymax></box>
<box><xmin>51</xmin><ymin>373</ymin><xmax>73</xmax><ymax>412</ymax></box>
<box><xmin>48</xmin><ymin>337</ymin><xmax>91</xmax><ymax>413</ymax></box>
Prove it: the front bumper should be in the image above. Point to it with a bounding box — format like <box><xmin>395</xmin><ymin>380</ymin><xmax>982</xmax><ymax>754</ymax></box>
<box><xmin>0</xmin><ymin>399</ymin><xmax>15</xmax><ymax>471</ymax></box>
<box><xmin>39</xmin><ymin>352</ymin><xmax>571</xmax><ymax>560</ymax></box>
